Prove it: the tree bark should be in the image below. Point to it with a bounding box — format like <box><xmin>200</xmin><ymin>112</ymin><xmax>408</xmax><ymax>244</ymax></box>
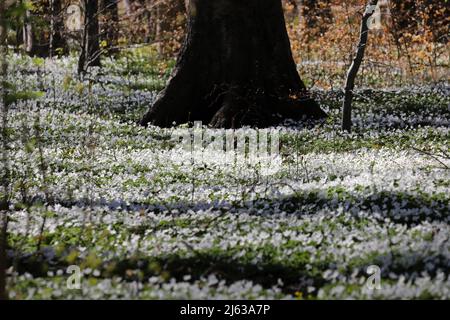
<box><xmin>87</xmin><ymin>0</ymin><xmax>101</xmax><ymax>66</ymax></box>
<box><xmin>140</xmin><ymin>0</ymin><xmax>326</xmax><ymax>129</ymax></box>
<box><xmin>101</xmin><ymin>0</ymin><xmax>119</xmax><ymax>53</ymax></box>
<box><xmin>23</xmin><ymin>9</ymin><xmax>35</xmax><ymax>55</ymax></box>
<box><xmin>342</xmin><ymin>0</ymin><xmax>378</xmax><ymax>132</ymax></box>
<box><xmin>49</xmin><ymin>0</ymin><xmax>67</xmax><ymax>57</ymax></box>
<box><xmin>80</xmin><ymin>0</ymin><xmax>101</xmax><ymax>71</ymax></box>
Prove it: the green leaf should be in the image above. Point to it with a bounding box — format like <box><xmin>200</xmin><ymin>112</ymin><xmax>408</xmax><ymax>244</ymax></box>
<box><xmin>32</xmin><ymin>57</ymin><xmax>45</xmax><ymax>67</ymax></box>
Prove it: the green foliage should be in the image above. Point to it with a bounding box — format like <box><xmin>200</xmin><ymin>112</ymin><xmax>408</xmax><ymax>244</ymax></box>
<box><xmin>4</xmin><ymin>1</ymin><xmax>30</xmax><ymax>22</ymax></box>
<box><xmin>6</xmin><ymin>90</ymin><xmax>44</xmax><ymax>104</ymax></box>
<box><xmin>4</xmin><ymin>79</ymin><xmax>44</xmax><ymax>104</ymax></box>
<box><xmin>3</xmin><ymin>0</ymin><xmax>30</xmax><ymax>37</ymax></box>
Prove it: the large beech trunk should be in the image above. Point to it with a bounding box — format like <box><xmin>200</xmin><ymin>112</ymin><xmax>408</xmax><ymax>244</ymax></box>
<box><xmin>141</xmin><ymin>0</ymin><xmax>326</xmax><ymax>128</ymax></box>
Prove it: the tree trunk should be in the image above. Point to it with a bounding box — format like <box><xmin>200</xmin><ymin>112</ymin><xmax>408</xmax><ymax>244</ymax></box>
<box><xmin>49</xmin><ymin>0</ymin><xmax>67</xmax><ymax>57</ymax></box>
<box><xmin>342</xmin><ymin>0</ymin><xmax>378</xmax><ymax>132</ymax></box>
<box><xmin>23</xmin><ymin>9</ymin><xmax>35</xmax><ymax>55</ymax></box>
<box><xmin>101</xmin><ymin>0</ymin><xmax>119</xmax><ymax>53</ymax></box>
<box><xmin>140</xmin><ymin>0</ymin><xmax>326</xmax><ymax>129</ymax></box>
<box><xmin>79</xmin><ymin>0</ymin><xmax>101</xmax><ymax>73</ymax></box>
<box><xmin>87</xmin><ymin>0</ymin><xmax>101</xmax><ymax>66</ymax></box>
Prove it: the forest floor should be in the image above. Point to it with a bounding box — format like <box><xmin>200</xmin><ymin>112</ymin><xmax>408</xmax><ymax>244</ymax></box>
<box><xmin>3</xmin><ymin>54</ymin><xmax>450</xmax><ymax>299</ymax></box>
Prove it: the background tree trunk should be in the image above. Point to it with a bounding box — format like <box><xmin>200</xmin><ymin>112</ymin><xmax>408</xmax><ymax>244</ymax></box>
<box><xmin>342</xmin><ymin>0</ymin><xmax>378</xmax><ymax>132</ymax></box>
<box><xmin>86</xmin><ymin>0</ymin><xmax>101</xmax><ymax>66</ymax></box>
<box><xmin>141</xmin><ymin>0</ymin><xmax>326</xmax><ymax>128</ymax></box>
<box><xmin>101</xmin><ymin>0</ymin><xmax>119</xmax><ymax>54</ymax></box>
<box><xmin>49</xmin><ymin>0</ymin><xmax>67</xmax><ymax>57</ymax></box>
<box><xmin>23</xmin><ymin>9</ymin><xmax>35</xmax><ymax>55</ymax></box>
<box><xmin>79</xmin><ymin>0</ymin><xmax>101</xmax><ymax>73</ymax></box>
